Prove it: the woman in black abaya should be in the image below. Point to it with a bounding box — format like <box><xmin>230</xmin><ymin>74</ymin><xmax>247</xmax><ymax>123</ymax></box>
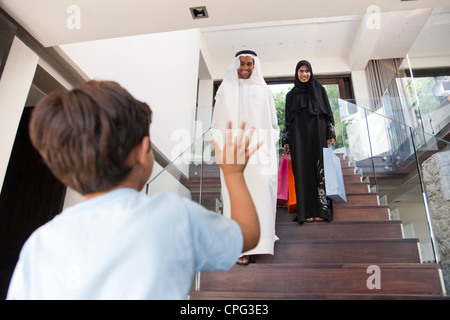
<box><xmin>282</xmin><ymin>60</ymin><xmax>336</xmax><ymax>223</ymax></box>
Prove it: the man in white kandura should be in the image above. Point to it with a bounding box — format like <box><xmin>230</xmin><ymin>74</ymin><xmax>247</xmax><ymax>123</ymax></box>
<box><xmin>211</xmin><ymin>50</ymin><xmax>280</xmax><ymax>265</ymax></box>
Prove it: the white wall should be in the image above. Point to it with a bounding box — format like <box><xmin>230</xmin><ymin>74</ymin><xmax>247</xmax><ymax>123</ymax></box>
<box><xmin>393</xmin><ymin>201</ymin><xmax>436</xmax><ymax>262</ymax></box>
<box><xmin>59</xmin><ymin>29</ymin><xmax>205</xmax><ymax>203</ymax></box>
<box><xmin>211</xmin><ymin>56</ymin><xmax>352</xmax><ymax>81</ymax></box>
<box><xmin>0</xmin><ymin>37</ymin><xmax>39</xmax><ymax>191</ymax></box>
<box><xmin>351</xmin><ymin>69</ymin><xmax>372</xmax><ymax>110</ymax></box>
<box><xmin>60</xmin><ymin>29</ymin><xmax>202</xmax><ymax>161</ymax></box>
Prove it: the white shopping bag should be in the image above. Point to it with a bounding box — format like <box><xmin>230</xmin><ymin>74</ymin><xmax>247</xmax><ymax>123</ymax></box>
<box><xmin>323</xmin><ymin>146</ymin><xmax>347</xmax><ymax>203</ymax></box>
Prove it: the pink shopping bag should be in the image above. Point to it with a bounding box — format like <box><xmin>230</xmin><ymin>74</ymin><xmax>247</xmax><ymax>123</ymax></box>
<box><xmin>277</xmin><ymin>156</ymin><xmax>289</xmax><ymax>206</ymax></box>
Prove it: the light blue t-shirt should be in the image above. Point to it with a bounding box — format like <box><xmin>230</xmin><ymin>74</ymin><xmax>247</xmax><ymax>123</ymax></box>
<box><xmin>7</xmin><ymin>189</ymin><xmax>243</xmax><ymax>300</ymax></box>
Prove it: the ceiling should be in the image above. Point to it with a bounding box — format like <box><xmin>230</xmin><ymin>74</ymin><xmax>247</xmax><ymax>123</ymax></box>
<box><xmin>1</xmin><ymin>0</ymin><xmax>450</xmax><ymax>78</ymax></box>
<box><xmin>1</xmin><ymin>1</ymin><xmax>448</xmax><ymax>209</ymax></box>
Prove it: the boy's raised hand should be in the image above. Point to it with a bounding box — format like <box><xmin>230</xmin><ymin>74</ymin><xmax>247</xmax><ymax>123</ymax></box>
<box><xmin>210</xmin><ymin>121</ymin><xmax>262</xmax><ymax>252</ymax></box>
<box><xmin>211</xmin><ymin>121</ymin><xmax>262</xmax><ymax>173</ymax></box>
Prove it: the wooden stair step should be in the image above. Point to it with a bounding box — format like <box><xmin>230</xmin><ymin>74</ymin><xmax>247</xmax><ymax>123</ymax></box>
<box><xmin>341</xmin><ymin>166</ymin><xmax>357</xmax><ymax>175</ymax></box>
<box><xmin>275</xmin><ymin>205</ymin><xmax>390</xmax><ymax>222</ymax></box>
<box><xmin>343</xmin><ymin>174</ymin><xmax>363</xmax><ymax>183</ymax></box>
<box><xmin>257</xmin><ymin>239</ymin><xmax>420</xmax><ymax>264</ymax></box>
<box><xmin>196</xmin><ymin>263</ymin><xmax>444</xmax><ymax>295</ymax></box>
<box><xmin>275</xmin><ymin>210</ymin><xmax>296</xmax><ymax>222</ymax></box>
<box><xmin>334</xmin><ymin>193</ymin><xmax>379</xmax><ymax>206</ymax></box>
<box><xmin>189</xmin><ymin>290</ymin><xmax>450</xmax><ymax>300</ymax></box>
<box><xmin>340</xmin><ymin>157</ymin><xmax>350</xmax><ymax>164</ymax></box>
<box><xmin>344</xmin><ymin>182</ymin><xmax>370</xmax><ymax>193</ymax></box>
<box><xmin>333</xmin><ymin>205</ymin><xmax>390</xmax><ymax>221</ymax></box>
<box><xmin>275</xmin><ymin>221</ymin><xmax>404</xmax><ymax>240</ymax></box>
<box><xmin>188</xmin><ymin>154</ymin><xmax>449</xmax><ymax>299</ymax></box>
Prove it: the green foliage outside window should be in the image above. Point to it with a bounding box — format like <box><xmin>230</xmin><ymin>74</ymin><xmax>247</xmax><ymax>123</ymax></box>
<box><xmin>271</xmin><ymin>83</ymin><xmax>349</xmax><ymax>153</ymax></box>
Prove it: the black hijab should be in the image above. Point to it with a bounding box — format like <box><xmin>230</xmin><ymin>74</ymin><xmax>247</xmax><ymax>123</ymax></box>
<box><xmin>289</xmin><ymin>60</ymin><xmax>333</xmax><ymax>117</ymax></box>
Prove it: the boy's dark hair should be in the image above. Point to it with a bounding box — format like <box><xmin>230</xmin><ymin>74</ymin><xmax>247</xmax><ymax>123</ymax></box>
<box><xmin>29</xmin><ymin>80</ymin><xmax>152</xmax><ymax>195</ymax></box>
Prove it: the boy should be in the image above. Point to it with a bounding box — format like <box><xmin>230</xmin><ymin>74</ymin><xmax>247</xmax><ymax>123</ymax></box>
<box><xmin>7</xmin><ymin>80</ymin><xmax>260</xmax><ymax>299</ymax></box>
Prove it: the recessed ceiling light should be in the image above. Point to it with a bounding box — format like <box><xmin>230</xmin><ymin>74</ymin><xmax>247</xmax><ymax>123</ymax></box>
<box><xmin>190</xmin><ymin>6</ymin><xmax>209</xmax><ymax>19</ymax></box>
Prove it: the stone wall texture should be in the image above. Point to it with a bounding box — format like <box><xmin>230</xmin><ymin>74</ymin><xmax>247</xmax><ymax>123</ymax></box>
<box><xmin>421</xmin><ymin>150</ymin><xmax>450</xmax><ymax>293</ymax></box>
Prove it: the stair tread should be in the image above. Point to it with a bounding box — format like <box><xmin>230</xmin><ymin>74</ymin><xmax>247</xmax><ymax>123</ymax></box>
<box><xmin>278</xmin><ymin>206</ymin><xmax>391</xmax><ymax>222</ymax></box>
<box><xmin>260</xmin><ymin>239</ymin><xmax>421</xmax><ymax>263</ymax></box>
<box><xmin>275</xmin><ymin>220</ymin><xmax>404</xmax><ymax>239</ymax></box>
<box><xmin>189</xmin><ymin>153</ymin><xmax>448</xmax><ymax>298</ymax></box>
<box><xmin>273</xmin><ymin>238</ymin><xmax>417</xmax><ymax>244</ymax></box>
<box><xmin>279</xmin><ymin>204</ymin><xmax>389</xmax><ymax>209</ymax></box>
<box><xmin>201</xmin><ymin>262</ymin><xmax>442</xmax><ymax>270</ymax></box>
<box><xmin>341</xmin><ymin>192</ymin><xmax>379</xmax><ymax>195</ymax></box>
<box><xmin>189</xmin><ymin>290</ymin><xmax>450</xmax><ymax>300</ymax></box>
<box><xmin>276</xmin><ymin>220</ymin><xmax>401</xmax><ymax>225</ymax></box>
<box><xmin>333</xmin><ymin>204</ymin><xmax>389</xmax><ymax>209</ymax></box>
<box><xmin>197</xmin><ymin>263</ymin><xmax>444</xmax><ymax>295</ymax></box>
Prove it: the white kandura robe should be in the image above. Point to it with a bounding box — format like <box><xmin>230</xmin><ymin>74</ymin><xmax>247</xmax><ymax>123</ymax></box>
<box><xmin>212</xmin><ymin>58</ymin><xmax>280</xmax><ymax>255</ymax></box>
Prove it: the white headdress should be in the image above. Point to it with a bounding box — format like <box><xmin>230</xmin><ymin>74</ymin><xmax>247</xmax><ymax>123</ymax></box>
<box><xmin>221</xmin><ymin>50</ymin><xmax>266</xmax><ymax>86</ymax></box>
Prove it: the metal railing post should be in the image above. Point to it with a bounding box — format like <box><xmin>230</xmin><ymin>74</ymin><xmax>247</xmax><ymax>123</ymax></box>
<box><xmin>409</xmin><ymin>127</ymin><xmax>440</xmax><ymax>263</ymax></box>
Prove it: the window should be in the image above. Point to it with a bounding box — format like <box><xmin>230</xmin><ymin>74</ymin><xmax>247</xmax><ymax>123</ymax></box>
<box><xmin>267</xmin><ymin>76</ymin><xmax>354</xmax><ymax>150</ymax></box>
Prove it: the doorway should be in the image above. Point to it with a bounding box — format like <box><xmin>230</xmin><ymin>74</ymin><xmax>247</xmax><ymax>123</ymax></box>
<box><xmin>0</xmin><ymin>67</ymin><xmax>68</xmax><ymax>299</ymax></box>
<box><xmin>267</xmin><ymin>75</ymin><xmax>354</xmax><ymax>151</ymax></box>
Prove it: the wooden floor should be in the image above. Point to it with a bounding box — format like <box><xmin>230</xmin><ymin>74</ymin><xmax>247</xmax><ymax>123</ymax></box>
<box><xmin>189</xmin><ymin>154</ymin><xmax>448</xmax><ymax>300</ymax></box>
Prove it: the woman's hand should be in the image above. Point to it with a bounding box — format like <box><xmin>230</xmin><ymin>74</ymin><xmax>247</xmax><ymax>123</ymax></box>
<box><xmin>327</xmin><ymin>139</ymin><xmax>336</xmax><ymax>146</ymax></box>
<box><xmin>284</xmin><ymin>144</ymin><xmax>290</xmax><ymax>155</ymax></box>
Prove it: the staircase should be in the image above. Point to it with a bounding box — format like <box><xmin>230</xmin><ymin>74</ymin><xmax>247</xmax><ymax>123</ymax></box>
<box><xmin>189</xmin><ymin>154</ymin><xmax>448</xmax><ymax>300</ymax></box>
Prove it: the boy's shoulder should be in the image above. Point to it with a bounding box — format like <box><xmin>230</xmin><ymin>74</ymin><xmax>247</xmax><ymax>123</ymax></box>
<box><xmin>20</xmin><ymin>190</ymin><xmax>205</xmax><ymax>251</ymax></box>
<box><xmin>32</xmin><ymin>190</ymin><xmax>184</xmax><ymax>231</ymax></box>
<box><xmin>128</xmin><ymin>190</ymin><xmax>212</xmax><ymax>223</ymax></box>
<box><xmin>151</xmin><ymin>190</ymin><xmax>183</xmax><ymax>202</ymax></box>
<box><xmin>146</xmin><ymin>191</ymin><xmax>194</xmax><ymax>212</ymax></box>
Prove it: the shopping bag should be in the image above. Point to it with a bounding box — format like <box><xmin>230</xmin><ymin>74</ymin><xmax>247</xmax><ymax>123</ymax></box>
<box><xmin>277</xmin><ymin>156</ymin><xmax>289</xmax><ymax>206</ymax></box>
<box><xmin>323</xmin><ymin>146</ymin><xmax>347</xmax><ymax>203</ymax></box>
<box><xmin>287</xmin><ymin>159</ymin><xmax>297</xmax><ymax>212</ymax></box>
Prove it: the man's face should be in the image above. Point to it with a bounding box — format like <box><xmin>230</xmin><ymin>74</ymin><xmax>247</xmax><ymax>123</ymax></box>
<box><xmin>237</xmin><ymin>56</ymin><xmax>255</xmax><ymax>79</ymax></box>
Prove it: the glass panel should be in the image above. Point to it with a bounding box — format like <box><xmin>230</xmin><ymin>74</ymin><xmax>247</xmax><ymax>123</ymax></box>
<box><xmin>406</xmin><ymin>5</ymin><xmax>450</xmax><ymax>137</ymax></box>
<box><xmin>270</xmin><ymin>83</ymin><xmax>293</xmax><ymax>153</ymax></box>
<box><xmin>146</xmin><ymin>128</ymin><xmax>223</xmax><ymax>213</ymax></box>
<box><xmin>338</xmin><ymin>99</ymin><xmax>377</xmax><ymax>192</ymax></box>
<box><xmin>146</xmin><ymin>77</ymin><xmax>448</xmax><ymax>266</ymax></box>
<box><xmin>406</xmin><ymin>6</ymin><xmax>450</xmax><ymax>266</ymax></box>
<box><xmin>338</xmin><ymin>97</ymin><xmax>448</xmax><ymax>263</ymax></box>
<box><xmin>269</xmin><ymin>82</ymin><xmax>347</xmax><ymax>152</ymax></box>
<box><xmin>323</xmin><ymin>84</ymin><xmax>345</xmax><ymax>150</ymax></box>
<box><xmin>409</xmin><ymin>75</ymin><xmax>450</xmax><ymax>136</ymax></box>
<box><xmin>414</xmin><ymin>129</ymin><xmax>450</xmax><ymax>263</ymax></box>
<box><xmin>364</xmin><ymin>108</ymin><xmax>432</xmax><ymax>262</ymax></box>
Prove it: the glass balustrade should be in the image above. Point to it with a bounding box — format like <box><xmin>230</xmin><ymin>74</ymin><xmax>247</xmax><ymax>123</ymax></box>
<box><xmin>145</xmin><ymin>127</ymin><xmax>222</xmax><ymax>214</ymax></box>
<box><xmin>144</xmin><ymin>95</ymin><xmax>448</xmax><ymax>267</ymax></box>
<box><xmin>337</xmin><ymin>98</ymin><xmax>449</xmax><ymax>263</ymax></box>
<box><xmin>413</xmin><ymin>129</ymin><xmax>449</xmax><ymax>263</ymax></box>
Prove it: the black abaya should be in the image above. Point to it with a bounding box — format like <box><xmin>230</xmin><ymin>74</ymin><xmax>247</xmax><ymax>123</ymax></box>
<box><xmin>282</xmin><ymin>60</ymin><xmax>336</xmax><ymax>223</ymax></box>
<box><xmin>290</xmin><ymin>109</ymin><xmax>333</xmax><ymax>222</ymax></box>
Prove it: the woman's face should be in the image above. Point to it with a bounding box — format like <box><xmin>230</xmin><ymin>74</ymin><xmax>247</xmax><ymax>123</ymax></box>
<box><xmin>297</xmin><ymin>65</ymin><xmax>311</xmax><ymax>83</ymax></box>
